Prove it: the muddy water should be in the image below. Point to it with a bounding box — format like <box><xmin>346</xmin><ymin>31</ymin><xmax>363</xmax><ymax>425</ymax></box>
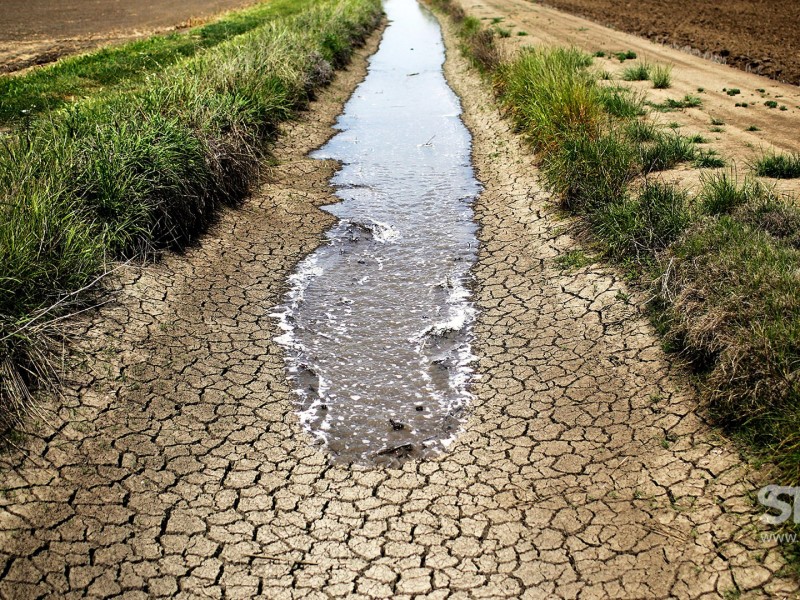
<box><xmin>274</xmin><ymin>0</ymin><xmax>479</xmax><ymax>465</ymax></box>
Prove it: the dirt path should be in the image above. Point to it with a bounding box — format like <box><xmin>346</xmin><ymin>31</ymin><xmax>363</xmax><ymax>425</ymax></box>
<box><xmin>0</xmin><ymin>9</ymin><xmax>797</xmax><ymax>600</ymax></box>
<box><xmin>0</xmin><ymin>0</ymin><xmax>257</xmax><ymax>72</ymax></box>
<box><xmin>465</xmin><ymin>0</ymin><xmax>800</xmax><ymax>199</ymax></box>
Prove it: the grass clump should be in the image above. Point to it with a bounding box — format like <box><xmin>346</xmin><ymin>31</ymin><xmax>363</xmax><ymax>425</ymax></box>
<box><xmin>651</xmin><ymin>64</ymin><xmax>672</xmax><ymax>89</ymax></box>
<box><xmin>540</xmin><ymin>129</ymin><xmax>636</xmax><ymax>212</ymax></box>
<box><xmin>621</xmin><ymin>62</ymin><xmax>651</xmax><ymax>82</ymax></box>
<box><xmin>598</xmin><ymin>86</ymin><xmax>645</xmax><ymax>118</ymax></box>
<box><xmin>649</xmin><ymin>95</ymin><xmax>702</xmax><ymax>111</ymax></box>
<box><xmin>555</xmin><ymin>249</ymin><xmax>594</xmax><ymax>271</ymax></box>
<box><xmin>0</xmin><ymin>0</ymin><xmax>383</xmax><ymax>430</ymax></box>
<box><xmin>495</xmin><ymin>46</ymin><xmax>599</xmax><ymax>151</ymax></box>
<box><xmin>458</xmin><ymin>16</ymin><xmax>501</xmax><ymax>72</ymax></box>
<box><xmin>696</xmin><ymin>171</ymin><xmax>768</xmax><ymax>216</ymax></box>
<box><xmin>637</xmin><ymin>132</ymin><xmax>696</xmax><ymax>173</ymax></box>
<box><xmin>625</xmin><ymin>120</ymin><xmax>659</xmax><ymax>143</ymax></box>
<box><xmin>754</xmin><ymin>152</ymin><xmax>800</xmax><ymax>179</ymax></box>
<box><xmin>736</xmin><ymin>191</ymin><xmax>800</xmax><ymax>249</ymax></box>
<box><xmin>667</xmin><ymin>95</ymin><xmax>702</xmax><ymax>109</ymax></box>
<box><xmin>693</xmin><ymin>150</ymin><xmax>725</xmax><ymax>169</ymax></box>
<box><xmin>495</xmin><ymin>46</ymin><xmax>638</xmax><ymax>212</ymax></box>
<box><xmin>613</xmin><ymin>50</ymin><xmax>637</xmax><ymax>62</ymax></box>
<box><xmin>593</xmin><ymin>182</ymin><xmax>691</xmax><ymax>264</ymax></box>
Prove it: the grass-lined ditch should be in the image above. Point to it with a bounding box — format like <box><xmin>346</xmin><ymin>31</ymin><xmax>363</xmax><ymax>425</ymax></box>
<box><xmin>0</xmin><ymin>0</ymin><xmax>382</xmax><ymax>431</ymax></box>
<box><xmin>429</xmin><ymin>0</ymin><xmax>800</xmax><ymax>489</ymax></box>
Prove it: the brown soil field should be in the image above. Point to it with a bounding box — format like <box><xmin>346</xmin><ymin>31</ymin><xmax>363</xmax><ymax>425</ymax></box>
<box><xmin>463</xmin><ymin>0</ymin><xmax>800</xmax><ymax>199</ymax></box>
<box><xmin>541</xmin><ymin>0</ymin><xmax>800</xmax><ymax>86</ymax></box>
<box><xmin>0</xmin><ymin>0</ymin><xmax>258</xmax><ymax>72</ymax></box>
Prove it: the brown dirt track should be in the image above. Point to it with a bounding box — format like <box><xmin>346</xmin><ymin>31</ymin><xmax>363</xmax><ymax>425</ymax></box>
<box><xmin>540</xmin><ymin>0</ymin><xmax>800</xmax><ymax>86</ymax></box>
<box><xmin>0</xmin><ymin>0</ymin><xmax>257</xmax><ymax>72</ymax></box>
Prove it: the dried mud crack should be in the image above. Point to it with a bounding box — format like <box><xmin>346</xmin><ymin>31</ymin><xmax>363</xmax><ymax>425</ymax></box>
<box><xmin>0</xmin><ymin>9</ymin><xmax>797</xmax><ymax>600</ymax></box>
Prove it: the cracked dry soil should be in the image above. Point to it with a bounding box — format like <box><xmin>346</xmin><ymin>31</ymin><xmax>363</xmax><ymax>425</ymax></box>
<box><xmin>0</xmin><ymin>12</ymin><xmax>797</xmax><ymax>600</ymax></box>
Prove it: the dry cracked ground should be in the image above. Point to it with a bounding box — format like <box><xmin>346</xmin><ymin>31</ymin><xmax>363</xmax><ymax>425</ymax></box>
<box><xmin>0</xmin><ymin>13</ymin><xmax>797</xmax><ymax>600</ymax></box>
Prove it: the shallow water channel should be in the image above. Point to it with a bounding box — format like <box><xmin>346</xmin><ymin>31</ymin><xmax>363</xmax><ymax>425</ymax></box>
<box><xmin>275</xmin><ymin>0</ymin><xmax>480</xmax><ymax>465</ymax></box>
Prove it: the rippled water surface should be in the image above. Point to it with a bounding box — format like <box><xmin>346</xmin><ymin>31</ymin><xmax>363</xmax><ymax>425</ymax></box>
<box><xmin>275</xmin><ymin>0</ymin><xmax>479</xmax><ymax>465</ymax></box>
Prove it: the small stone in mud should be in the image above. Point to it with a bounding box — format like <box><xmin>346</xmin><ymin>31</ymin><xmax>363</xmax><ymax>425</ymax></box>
<box><xmin>357</xmin><ymin>259</ymin><xmax>366</xmax><ymax>264</ymax></box>
<box><xmin>389</xmin><ymin>419</ymin><xmax>405</xmax><ymax>431</ymax></box>
<box><xmin>415</xmin><ymin>406</ymin><xmax>424</xmax><ymax>412</ymax></box>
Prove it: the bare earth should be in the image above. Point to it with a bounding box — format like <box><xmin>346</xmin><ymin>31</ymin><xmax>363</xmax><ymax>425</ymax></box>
<box><xmin>540</xmin><ymin>0</ymin><xmax>800</xmax><ymax>86</ymax></box>
<box><xmin>0</xmin><ymin>10</ymin><xmax>797</xmax><ymax>600</ymax></box>
<box><xmin>467</xmin><ymin>0</ymin><xmax>800</xmax><ymax>199</ymax></box>
<box><xmin>0</xmin><ymin>0</ymin><xmax>258</xmax><ymax>73</ymax></box>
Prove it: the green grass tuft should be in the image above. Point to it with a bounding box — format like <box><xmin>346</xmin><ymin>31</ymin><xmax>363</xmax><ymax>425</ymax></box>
<box><xmin>637</xmin><ymin>132</ymin><xmax>696</xmax><ymax>173</ymax></box>
<box><xmin>649</xmin><ymin>95</ymin><xmax>702</xmax><ymax>111</ymax></box>
<box><xmin>555</xmin><ymin>249</ymin><xmax>594</xmax><ymax>271</ymax></box>
<box><xmin>495</xmin><ymin>46</ymin><xmax>599</xmax><ymax>151</ymax></box>
<box><xmin>621</xmin><ymin>62</ymin><xmax>651</xmax><ymax>82</ymax></box>
<box><xmin>693</xmin><ymin>150</ymin><xmax>726</xmax><ymax>169</ymax></box>
<box><xmin>651</xmin><ymin>64</ymin><xmax>672</xmax><ymax>89</ymax></box>
<box><xmin>593</xmin><ymin>182</ymin><xmax>691</xmax><ymax>264</ymax></box>
<box><xmin>753</xmin><ymin>152</ymin><xmax>800</xmax><ymax>179</ymax></box>
<box><xmin>540</xmin><ymin>129</ymin><xmax>636</xmax><ymax>212</ymax></box>
<box><xmin>697</xmin><ymin>172</ymin><xmax>765</xmax><ymax>215</ymax></box>
<box><xmin>598</xmin><ymin>86</ymin><xmax>645</xmax><ymax>118</ymax></box>
<box><xmin>624</xmin><ymin>119</ymin><xmax>659</xmax><ymax>143</ymax></box>
<box><xmin>613</xmin><ymin>50</ymin><xmax>637</xmax><ymax>62</ymax></box>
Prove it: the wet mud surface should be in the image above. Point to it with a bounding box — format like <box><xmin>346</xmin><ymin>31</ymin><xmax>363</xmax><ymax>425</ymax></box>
<box><xmin>540</xmin><ymin>0</ymin><xmax>800</xmax><ymax>85</ymax></box>
<box><xmin>0</xmin><ymin>5</ymin><xmax>797</xmax><ymax>600</ymax></box>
